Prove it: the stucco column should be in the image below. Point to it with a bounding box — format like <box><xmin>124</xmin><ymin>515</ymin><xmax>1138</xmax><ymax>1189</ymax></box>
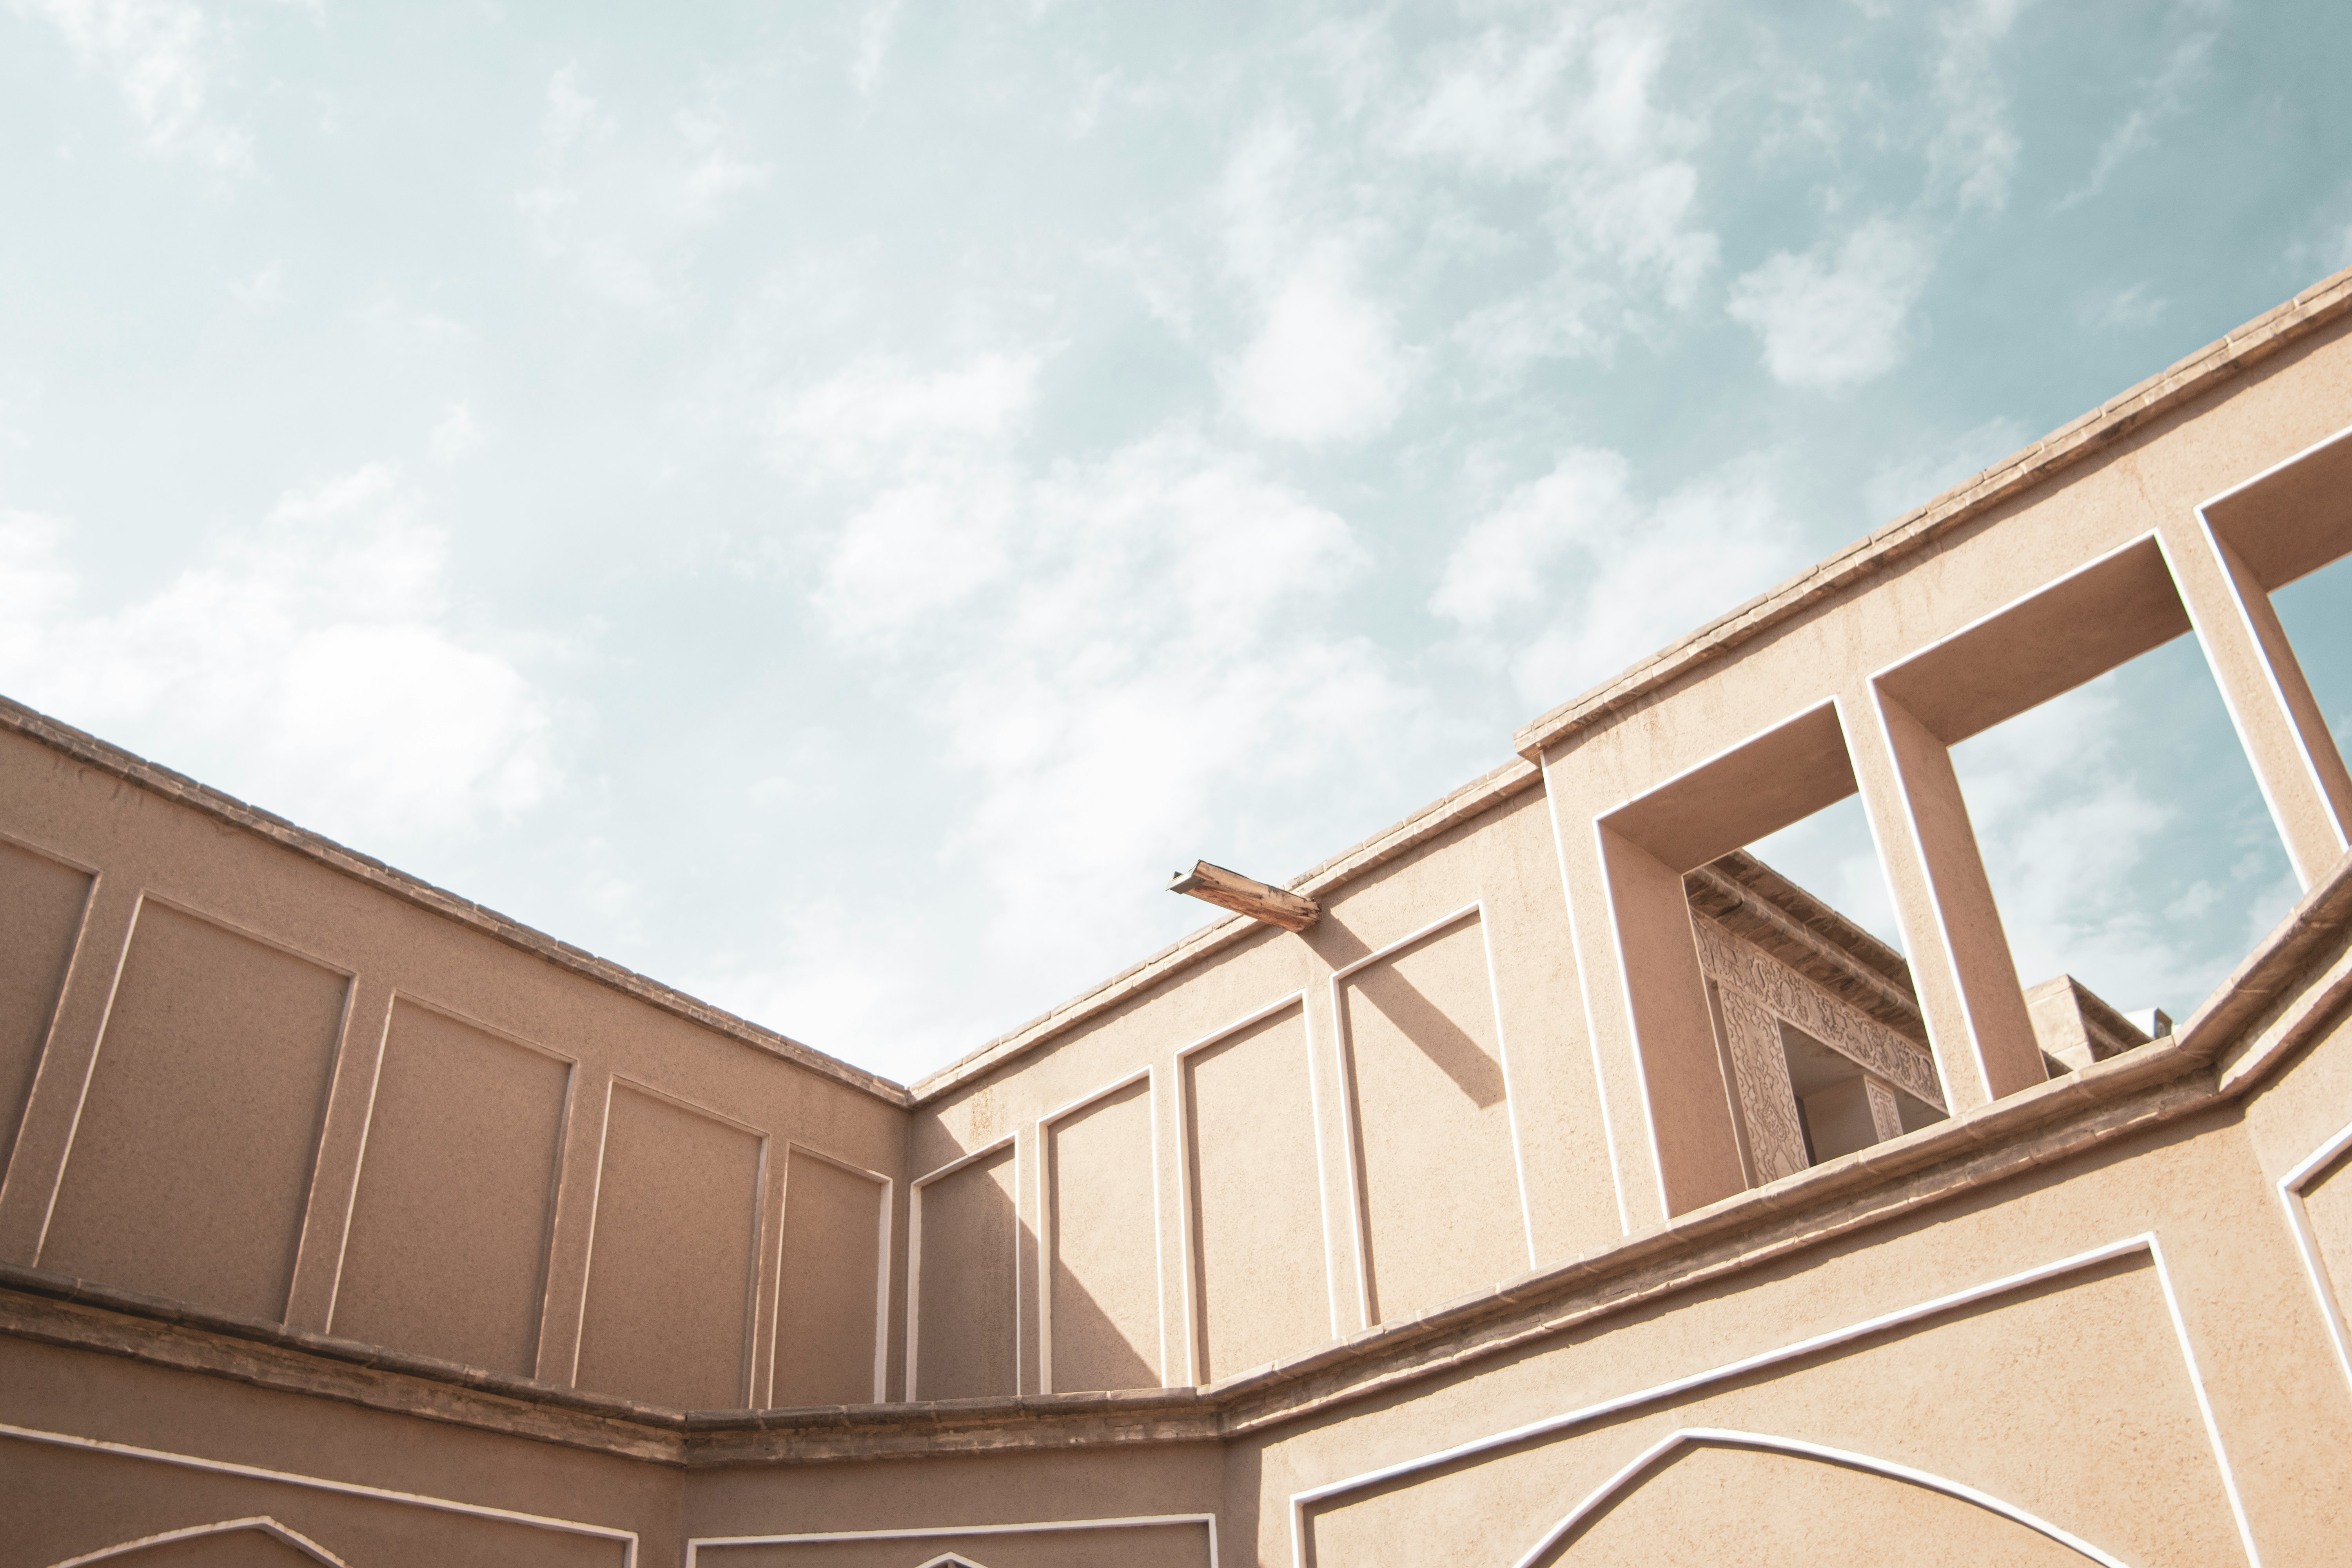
<box><xmin>1849</xmin><ymin>686</ymin><xmax>2045</xmax><ymax>1111</ymax></box>
<box><xmin>1597</xmin><ymin>826</ymin><xmax>1748</xmax><ymax>1217</ymax></box>
<box><xmin>2162</xmin><ymin>511</ymin><xmax>2352</xmax><ymax>887</ymax></box>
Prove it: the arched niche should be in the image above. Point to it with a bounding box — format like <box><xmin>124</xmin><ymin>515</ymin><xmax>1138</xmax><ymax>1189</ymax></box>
<box><xmin>1516</xmin><ymin>1430</ymin><xmax>2129</xmax><ymax>1567</ymax></box>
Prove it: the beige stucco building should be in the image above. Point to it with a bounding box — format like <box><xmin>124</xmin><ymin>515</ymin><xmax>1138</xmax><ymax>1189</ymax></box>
<box><xmin>6</xmin><ymin>266</ymin><xmax>2352</xmax><ymax>1566</ymax></box>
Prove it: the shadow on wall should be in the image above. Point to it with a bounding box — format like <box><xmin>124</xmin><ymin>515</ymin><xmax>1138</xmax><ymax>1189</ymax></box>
<box><xmin>1315</xmin><ymin>920</ymin><xmax>1505</xmax><ymax>1109</ymax></box>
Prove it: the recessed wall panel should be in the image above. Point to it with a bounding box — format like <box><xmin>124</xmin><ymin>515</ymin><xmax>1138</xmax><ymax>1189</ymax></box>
<box><xmin>332</xmin><ymin>1001</ymin><xmax>570</xmax><ymax>1374</ymax></box>
<box><xmin>1047</xmin><ymin>1076</ymin><xmax>1158</xmax><ymax>1394</ymax></box>
<box><xmin>0</xmin><ymin>838</ymin><xmax>91</xmax><ymax>1169</ymax></box>
<box><xmin>1341</xmin><ymin>912</ymin><xmax>1524</xmax><ymax>1324</ymax></box>
<box><xmin>574</xmin><ymin>1083</ymin><xmax>763</xmax><ymax>1410</ymax></box>
<box><xmin>42</xmin><ymin>901</ymin><xmax>347</xmax><ymax>1321</ymax></box>
<box><xmin>914</xmin><ymin>1144</ymin><xmax>1018</xmax><ymax>1400</ymax></box>
<box><xmin>773</xmin><ymin>1148</ymin><xmax>884</xmax><ymax>1407</ymax></box>
<box><xmin>1185</xmin><ymin>1004</ymin><xmax>1326</xmax><ymax>1382</ymax></box>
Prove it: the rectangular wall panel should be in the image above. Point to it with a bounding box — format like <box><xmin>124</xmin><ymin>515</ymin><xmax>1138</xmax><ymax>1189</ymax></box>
<box><xmin>1184</xmin><ymin>1003</ymin><xmax>1327</xmax><ymax>1383</ymax></box>
<box><xmin>574</xmin><ymin>1083</ymin><xmax>763</xmax><ymax>1410</ymax></box>
<box><xmin>1341</xmin><ymin>912</ymin><xmax>1525</xmax><ymax>1325</ymax></box>
<box><xmin>0</xmin><ymin>838</ymin><xmax>91</xmax><ymax>1171</ymax></box>
<box><xmin>331</xmin><ymin>1001</ymin><xmax>571</xmax><ymax>1374</ymax></box>
<box><xmin>42</xmin><ymin>901</ymin><xmax>347</xmax><ymax>1321</ymax></box>
<box><xmin>773</xmin><ymin>1148</ymin><xmax>884</xmax><ymax>1407</ymax></box>
<box><xmin>1046</xmin><ymin>1076</ymin><xmax>1158</xmax><ymax>1394</ymax></box>
<box><xmin>913</xmin><ymin>1144</ymin><xmax>1018</xmax><ymax>1400</ymax></box>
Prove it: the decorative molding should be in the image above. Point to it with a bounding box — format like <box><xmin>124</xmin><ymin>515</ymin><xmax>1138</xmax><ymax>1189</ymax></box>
<box><xmin>2275</xmin><ymin>1113</ymin><xmax>2352</xmax><ymax>1395</ymax></box>
<box><xmin>1035</xmin><ymin>1066</ymin><xmax>1163</xmax><ymax>1394</ymax></box>
<box><xmin>686</xmin><ymin>1512</ymin><xmax>1218</xmax><ymax>1568</ymax></box>
<box><xmin>1507</xmin><ymin>1430</ymin><xmax>2128</xmax><ymax>1567</ymax></box>
<box><xmin>1289</xmin><ymin>1233</ymin><xmax>2255</xmax><ymax>1568</ymax></box>
<box><xmin>0</xmin><ymin>1421</ymin><xmax>638</xmax><ymax>1565</ymax></box>
<box><xmin>1693</xmin><ymin>917</ymin><xmax>1943</xmax><ymax>1109</ymax></box>
<box><xmin>905</xmin><ymin>1135</ymin><xmax>1020</xmax><ymax>1402</ymax></box>
<box><xmin>1169</xmin><ymin>993</ymin><xmax>1330</xmax><ymax>1384</ymax></box>
<box><xmin>49</xmin><ymin>1516</ymin><xmax>350</xmax><ymax>1568</ymax></box>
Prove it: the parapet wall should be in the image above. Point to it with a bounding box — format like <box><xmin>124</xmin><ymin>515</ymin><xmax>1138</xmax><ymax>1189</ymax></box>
<box><xmin>5</xmin><ymin>265</ymin><xmax>2352</xmax><ymax>1566</ymax></box>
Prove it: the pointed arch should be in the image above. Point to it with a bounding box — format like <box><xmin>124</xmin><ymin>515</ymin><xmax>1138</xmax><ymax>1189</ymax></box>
<box><xmin>49</xmin><ymin>1516</ymin><xmax>350</xmax><ymax>1568</ymax></box>
<box><xmin>910</xmin><ymin>1557</ymin><xmax>994</xmax><ymax>1568</ymax></box>
<box><xmin>1508</xmin><ymin>1429</ymin><xmax>2133</xmax><ymax>1568</ymax></box>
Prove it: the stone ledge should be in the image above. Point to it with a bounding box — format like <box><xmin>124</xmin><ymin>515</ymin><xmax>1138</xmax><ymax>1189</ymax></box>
<box><xmin>8</xmin><ymin>832</ymin><xmax>2346</xmax><ymax>1469</ymax></box>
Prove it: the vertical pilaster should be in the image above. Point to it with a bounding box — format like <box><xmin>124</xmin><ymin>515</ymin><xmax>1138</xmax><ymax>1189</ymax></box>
<box><xmin>2166</xmin><ymin>512</ymin><xmax>2352</xmax><ymax>887</ymax></box>
<box><xmin>283</xmin><ymin>975</ymin><xmax>395</xmax><ymax>1332</ymax></box>
<box><xmin>1713</xmin><ymin>985</ymin><xmax>1807</xmax><ymax>1184</ymax></box>
<box><xmin>1851</xmin><ymin>686</ymin><xmax>2045</xmax><ymax>1111</ymax></box>
<box><xmin>533</xmin><ymin>1067</ymin><xmax>604</xmax><ymax>1386</ymax></box>
<box><xmin>0</xmin><ymin>877</ymin><xmax>140</xmax><ymax>1265</ymax></box>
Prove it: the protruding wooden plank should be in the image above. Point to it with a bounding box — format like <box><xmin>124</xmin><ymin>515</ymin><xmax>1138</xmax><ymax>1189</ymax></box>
<box><xmin>1168</xmin><ymin>862</ymin><xmax>1320</xmax><ymax>932</ymax></box>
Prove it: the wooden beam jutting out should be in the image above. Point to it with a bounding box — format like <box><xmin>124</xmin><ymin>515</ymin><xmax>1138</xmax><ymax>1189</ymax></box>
<box><xmin>1168</xmin><ymin>860</ymin><xmax>1321</xmax><ymax>932</ymax></box>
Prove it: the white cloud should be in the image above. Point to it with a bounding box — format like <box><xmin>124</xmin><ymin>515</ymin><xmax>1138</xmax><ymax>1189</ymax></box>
<box><xmin>2077</xmin><ymin>281</ymin><xmax>2169</xmax><ymax>332</ymax></box>
<box><xmin>1727</xmin><ymin>218</ymin><xmax>1934</xmax><ymax>389</ymax></box>
<box><xmin>2055</xmin><ymin>2</ymin><xmax>2225</xmax><ymax>212</ymax></box>
<box><xmin>1927</xmin><ymin>0</ymin><xmax>2033</xmax><ymax>214</ymax></box>
<box><xmin>519</xmin><ymin>69</ymin><xmax>771</xmax><ymax>313</ymax></box>
<box><xmin>1397</xmin><ymin>7</ymin><xmax>1719</xmax><ymax>368</ymax></box>
<box><xmin>1224</xmin><ymin>253</ymin><xmax>1408</xmax><ymax>444</ymax></box>
<box><xmin>1434</xmin><ymin>448</ymin><xmax>1808</xmax><ymax>710</ymax></box>
<box><xmin>0</xmin><ymin>468</ymin><xmax>559</xmax><ymax>846</ymax></box>
<box><xmin>27</xmin><ymin>0</ymin><xmax>251</xmax><ymax>169</ymax></box>
<box><xmin>774</xmin><ymin>353</ymin><xmax>1039</xmax><ymax>477</ymax></box>
<box><xmin>428</xmin><ymin>401</ymin><xmax>485</xmax><ymax>463</ymax></box>
<box><xmin>756</xmin><ymin>415</ymin><xmax>1427</xmax><ymax>1071</ymax></box>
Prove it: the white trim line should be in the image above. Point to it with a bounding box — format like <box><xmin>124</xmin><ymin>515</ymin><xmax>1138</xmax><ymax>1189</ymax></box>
<box><xmin>1035</xmin><ymin>1065</ymin><xmax>1159</xmax><ymax>1395</ymax></box>
<box><xmin>1325</xmin><ymin>901</ymin><xmax>1485</xmax><ymax>1328</ymax></box>
<box><xmin>1540</xmin><ymin>754</ymin><xmax>1632</xmax><ymax>1236</ymax></box>
<box><xmin>322</xmin><ymin>989</ymin><xmax>581</xmax><ymax>1341</ymax></box>
<box><xmin>905</xmin><ymin>1132</ymin><xmax>1018</xmax><ymax>1402</ymax></box>
<box><xmin>2276</xmin><ymin>1112</ymin><xmax>2352</xmax><ymax>1392</ymax></box>
<box><xmin>1284</xmin><ymin>1233</ymin><xmax>2252</xmax><ymax>1567</ymax></box>
<box><xmin>1833</xmin><ymin>692</ymin><xmax>1960</xmax><ymax>1116</ymax></box>
<box><xmin>1506</xmin><ymin>1428</ymin><xmax>2131</xmax><ymax>1567</ymax></box>
<box><xmin>2147</xmin><ymin>1234</ymin><xmax>2265</xmax><ymax>1568</ymax></box>
<box><xmin>686</xmin><ymin>1511</ymin><xmax>1217</xmax><ymax>1567</ymax></box>
<box><xmin>1590</xmin><ymin>819</ymin><xmax>1675</xmax><ymax>1222</ymax></box>
<box><xmin>0</xmin><ymin>1423</ymin><xmax>637</xmax><ymax>1566</ymax></box>
<box><xmin>1479</xmin><ymin>908</ymin><xmax>1540</xmax><ymax>1270</ymax></box>
<box><xmin>1169</xmin><ymin>993</ymin><xmax>1328</xmax><ymax>1382</ymax></box>
<box><xmin>771</xmin><ymin>1140</ymin><xmax>895</xmax><ymax>1405</ymax></box>
<box><xmin>49</xmin><ymin>1517</ymin><xmax>349</xmax><ymax>1568</ymax></box>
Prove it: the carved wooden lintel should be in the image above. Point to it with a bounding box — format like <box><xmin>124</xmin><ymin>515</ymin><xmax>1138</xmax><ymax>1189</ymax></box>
<box><xmin>1169</xmin><ymin>861</ymin><xmax>1321</xmax><ymax>932</ymax></box>
<box><xmin>1693</xmin><ymin>915</ymin><xmax>1945</xmax><ymax>1111</ymax></box>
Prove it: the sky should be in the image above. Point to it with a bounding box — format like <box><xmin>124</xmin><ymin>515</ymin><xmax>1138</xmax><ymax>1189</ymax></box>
<box><xmin>3</xmin><ymin>0</ymin><xmax>2350</xmax><ymax>1085</ymax></box>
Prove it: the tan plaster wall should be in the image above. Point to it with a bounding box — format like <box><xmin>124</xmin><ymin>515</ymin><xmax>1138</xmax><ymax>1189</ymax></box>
<box><xmin>332</xmin><ymin>999</ymin><xmax>571</xmax><ymax>1376</ymax></box>
<box><xmin>575</xmin><ymin>1083</ymin><xmax>765</xmax><ymax>1410</ymax></box>
<box><xmin>42</xmin><ymin>899</ymin><xmax>348</xmax><ymax>1322</ymax></box>
<box><xmin>913</xmin><ymin>1142</ymin><xmax>1020</xmax><ymax>1401</ymax></box>
<box><xmin>1338</xmin><ymin>908</ymin><xmax>1527</xmax><ymax>1325</ymax></box>
<box><xmin>0</xmin><ymin>722</ymin><xmax>907</xmax><ymax>1408</ymax></box>
<box><xmin>775</xmin><ymin>1147</ymin><xmax>888</xmax><ymax>1407</ymax></box>
<box><xmin>1044</xmin><ymin>1073</ymin><xmax>1160</xmax><ymax>1393</ymax></box>
<box><xmin>0</xmin><ymin>1332</ymin><xmax>677</xmax><ymax>1568</ymax></box>
<box><xmin>1182</xmin><ymin>1000</ymin><xmax>1327</xmax><ymax>1384</ymax></box>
